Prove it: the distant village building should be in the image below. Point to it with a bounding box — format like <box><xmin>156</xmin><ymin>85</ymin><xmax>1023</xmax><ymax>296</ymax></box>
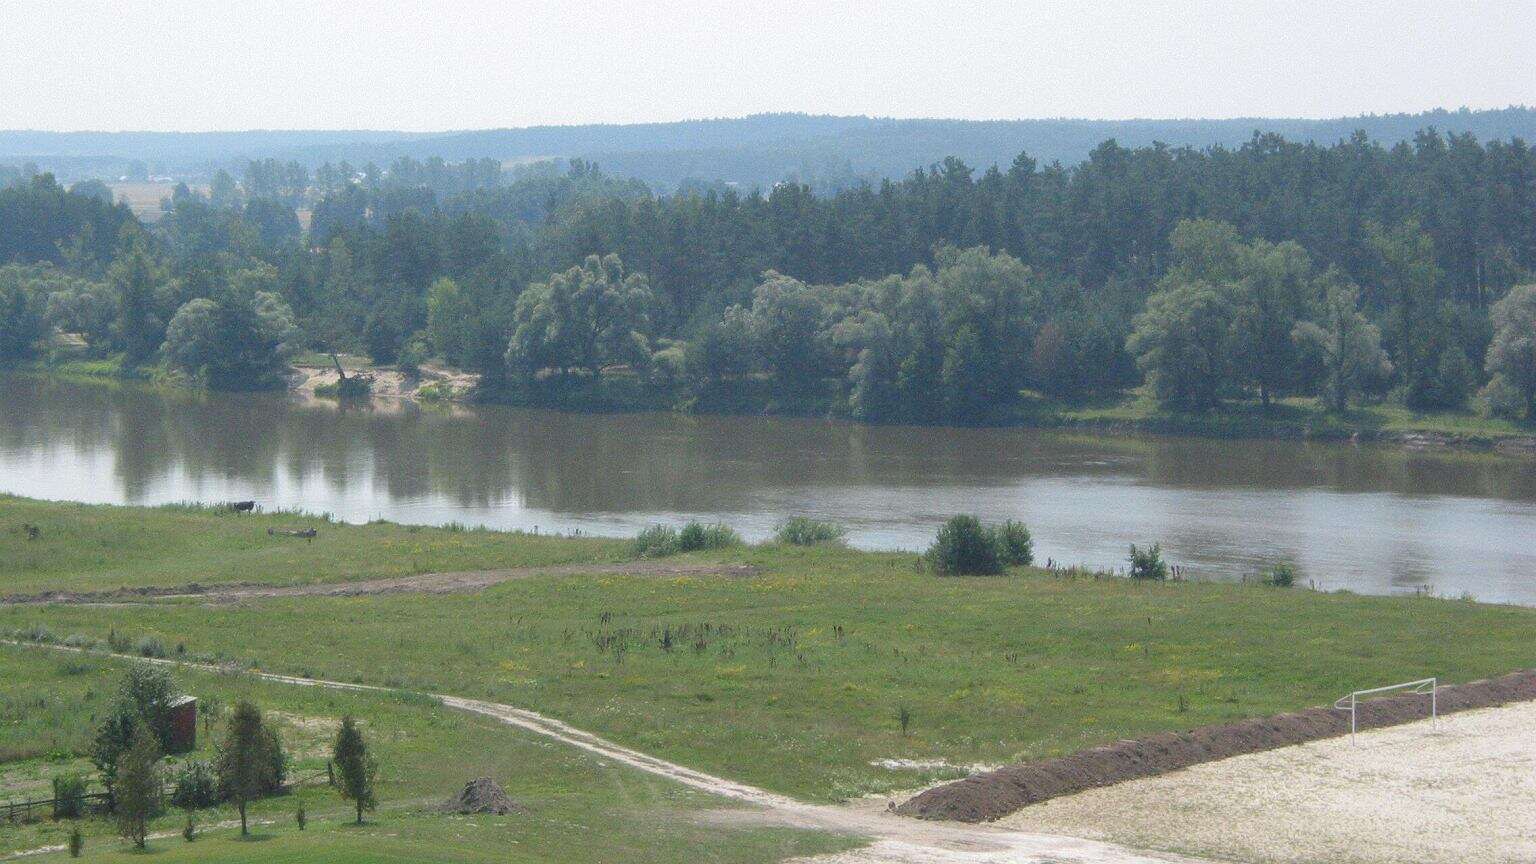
<box><xmin>168</xmin><ymin>695</ymin><xmax>198</xmax><ymax>753</ymax></box>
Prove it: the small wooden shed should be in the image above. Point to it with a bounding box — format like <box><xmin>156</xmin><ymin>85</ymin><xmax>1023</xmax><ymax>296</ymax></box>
<box><xmin>168</xmin><ymin>695</ymin><xmax>198</xmax><ymax>753</ymax></box>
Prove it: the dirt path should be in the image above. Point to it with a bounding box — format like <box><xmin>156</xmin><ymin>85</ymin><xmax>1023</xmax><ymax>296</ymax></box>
<box><xmin>5</xmin><ymin>641</ymin><xmax>1210</xmax><ymax>864</ymax></box>
<box><xmin>0</xmin><ymin>561</ymin><xmax>758</xmax><ymax>605</ymax></box>
<box><xmin>997</xmin><ymin>700</ymin><xmax>1536</xmax><ymax>864</ymax></box>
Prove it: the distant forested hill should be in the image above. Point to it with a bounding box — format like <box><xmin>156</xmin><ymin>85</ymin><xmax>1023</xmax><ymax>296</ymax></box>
<box><xmin>3</xmin><ymin>107</ymin><xmax>1534</xmax><ymax>188</ymax></box>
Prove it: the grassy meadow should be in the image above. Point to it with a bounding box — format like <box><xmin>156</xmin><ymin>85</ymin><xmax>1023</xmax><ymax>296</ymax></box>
<box><xmin>0</xmin><ymin>644</ymin><xmax>854</xmax><ymax>862</ymax></box>
<box><xmin>4</xmin><ymin>496</ymin><xmax>1535</xmax><ymax>815</ymax></box>
<box><xmin>0</xmin><ymin>495</ymin><xmax>626</xmax><ymax>596</ymax></box>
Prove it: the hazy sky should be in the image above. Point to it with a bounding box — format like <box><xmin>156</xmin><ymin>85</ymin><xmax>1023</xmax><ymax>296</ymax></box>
<box><xmin>3</xmin><ymin>0</ymin><xmax>1533</xmax><ymax>131</ymax></box>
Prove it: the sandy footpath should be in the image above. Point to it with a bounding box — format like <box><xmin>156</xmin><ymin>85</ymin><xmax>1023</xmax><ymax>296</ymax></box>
<box><xmin>996</xmin><ymin>700</ymin><xmax>1536</xmax><ymax>864</ymax></box>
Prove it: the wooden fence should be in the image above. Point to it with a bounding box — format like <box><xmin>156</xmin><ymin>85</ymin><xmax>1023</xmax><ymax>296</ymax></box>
<box><xmin>2</xmin><ymin>791</ymin><xmax>112</xmax><ymax>824</ymax></box>
<box><xmin>3</xmin><ymin>765</ymin><xmax>332</xmax><ymax>825</ymax></box>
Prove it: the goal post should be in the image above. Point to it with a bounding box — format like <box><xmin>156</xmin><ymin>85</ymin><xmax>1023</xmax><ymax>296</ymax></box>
<box><xmin>1333</xmin><ymin>677</ymin><xmax>1437</xmax><ymax>741</ymax></box>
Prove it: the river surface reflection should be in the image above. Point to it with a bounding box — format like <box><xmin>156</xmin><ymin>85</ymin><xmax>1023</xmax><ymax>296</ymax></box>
<box><xmin>3</xmin><ymin>375</ymin><xmax>1535</xmax><ymax>603</ymax></box>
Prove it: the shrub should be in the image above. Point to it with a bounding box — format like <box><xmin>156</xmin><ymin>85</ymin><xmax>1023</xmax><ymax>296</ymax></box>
<box><xmin>926</xmin><ymin>515</ymin><xmax>1002</xmax><ymax>575</ymax></box>
<box><xmin>335</xmin><ymin>374</ymin><xmax>372</xmax><ymax>398</ymax></box>
<box><xmin>314</xmin><ymin>374</ymin><xmax>373</xmax><ymax>399</ymax></box>
<box><xmin>68</xmin><ymin>827</ymin><xmax>83</xmax><ymax>858</ymax></box>
<box><xmin>21</xmin><ymin>623</ymin><xmax>55</xmax><ymax>643</ymax></box>
<box><xmin>631</xmin><ymin>525</ymin><xmax>679</xmax><ymax>557</ymax></box>
<box><xmin>678</xmin><ymin>521</ymin><xmax>740</xmax><ymax>552</ymax></box>
<box><xmin>134</xmin><ymin>636</ymin><xmax>167</xmax><ymax>658</ymax></box>
<box><xmin>52</xmin><ymin>773</ymin><xmax>86</xmax><ymax>819</ymax></box>
<box><xmin>169</xmin><ymin>760</ymin><xmax>220</xmax><ymax>810</ymax></box>
<box><xmin>1264</xmin><ymin>562</ymin><xmax>1297</xmax><ymax>588</ymax></box>
<box><xmin>774</xmin><ymin>517</ymin><xmax>847</xmax><ymax>546</ymax></box>
<box><xmin>1128</xmin><ymin>543</ymin><xmax>1168</xmax><ymax>581</ymax></box>
<box><xmin>182</xmin><ymin>812</ymin><xmax>196</xmax><ymax>842</ymax></box>
<box><xmin>416</xmin><ymin>381</ymin><xmax>455</xmax><ymax>402</ymax></box>
<box><xmin>995</xmin><ymin>520</ymin><xmax>1034</xmax><ymax>566</ymax></box>
<box><xmin>635</xmin><ymin>522</ymin><xmax>740</xmax><ymax>557</ymax></box>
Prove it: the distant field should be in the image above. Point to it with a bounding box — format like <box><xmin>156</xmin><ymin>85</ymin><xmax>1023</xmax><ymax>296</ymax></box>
<box><xmin>4</xmin><ymin>496</ymin><xmax>1534</xmax><ymax>807</ymax></box>
<box><xmin>108</xmin><ymin>182</ymin><xmax>202</xmax><ymax>222</ymax></box>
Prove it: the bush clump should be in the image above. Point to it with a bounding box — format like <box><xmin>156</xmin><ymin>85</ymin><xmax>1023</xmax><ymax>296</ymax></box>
<box><xmin>678</xmin><ymin>521</ymin><xmax>740</xmax><ymax>552</ymax></box>
<box><xmin>632</xmin><ymin>522</ymin><xmax>740</xmax><ymax>557</ymax></box>
<box><xmin>927</xmin><ymin>516</ymin><xmax>1002</xmax><ymax>575</ymax></box>
<box><xmin>1129</xmin><ymin>543</ymin><xmax>1168</xmax><ymax>581</ymax></box>
<box><xmin>1263</xmin><ymin>562</ymin><xmax>1296</xmax><ymax>587</ymax></box>
<box><xmin>995</xmin><ymin>520</ymin><xmax>1034</xmax><ymax>566</ymax></box>
<box><xmin>631</xmin><ymin>525</ymin><xmax>679</xmax><ymax>557</ymax></box>
<box><xmin>316</xmin><ymin>374</ymin><xmax>373</xmax><ymax>399</ymax></box>
<box><xmin>52</xmin><ymin>773</ymin><xmax>87</xmax><ymax>819</ymax></box>
<box><xmin>774</xmin><ymin>517</ymin><xmax>847</xmax><ymax>546</ymax></box>
<box><xmin>925</xmin><ymin>515</ymin><xmax>1035</xmax><ymax>575</ymax></box>
<box><xmin>169</xmin><ymin>760</ymin><xmax>220</xmax><ymax>810</ymax></box>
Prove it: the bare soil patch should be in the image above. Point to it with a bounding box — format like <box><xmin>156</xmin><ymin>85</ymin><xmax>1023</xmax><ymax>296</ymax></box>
<box><xmin>0</xmin><ymin>561</ymin><xmax>758</xmax><ymax>605</ymax></box>
<box><xmin>999</xmin><ymin>699</ymin><xmax>1536</xmax><ymax>864</ymax></box>
<box><xmin>898</xmin><ymin>669</ymin><xmax>1536</xmax><ymax>823</ymax></box>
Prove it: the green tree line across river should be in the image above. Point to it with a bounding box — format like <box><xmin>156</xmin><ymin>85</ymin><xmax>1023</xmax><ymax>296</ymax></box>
<box><xmin>2</xmin><ymin>127</ymin><xmax>1535</xmax><ymax>424</ymax></box>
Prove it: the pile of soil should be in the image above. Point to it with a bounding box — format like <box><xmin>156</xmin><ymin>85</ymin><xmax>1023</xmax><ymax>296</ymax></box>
<box><xmin>442</xmin><ymin>778</ymin><xmax>525</xmax><ymax>815</ymax></box>
<box><xmin>898</xmin><ymin>669</ymin><xmax>1536</xmax><ymax>823</ymax></box>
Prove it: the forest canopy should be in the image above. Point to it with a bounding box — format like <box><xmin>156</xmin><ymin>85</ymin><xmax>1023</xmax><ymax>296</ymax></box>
<box><xmin>1</xmin><ymin>126</ymin><xmax>1533</xmax><ymax>420</ymax></box>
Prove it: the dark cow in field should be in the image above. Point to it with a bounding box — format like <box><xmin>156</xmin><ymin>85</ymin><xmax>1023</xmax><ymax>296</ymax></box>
<box><xmin>226</xmin><ymin>501</ymin><xmax>257</xmax><ymax>513</ymax></box>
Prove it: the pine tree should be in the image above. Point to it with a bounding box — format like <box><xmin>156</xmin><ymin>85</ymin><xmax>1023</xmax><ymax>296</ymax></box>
<box><xmin>332</xmin><ymin>716</ymin><xmax>377</xmax><ymax>824</ymax></box>
<box><xmin>215</xmin><ymin>701</ymin><xmax>279</xmax><ymax>836</ymax></box>
<box><xmin>114</xmin><ymin>725</ymin><xmax>161</xmax><ymax>850</ymax></box>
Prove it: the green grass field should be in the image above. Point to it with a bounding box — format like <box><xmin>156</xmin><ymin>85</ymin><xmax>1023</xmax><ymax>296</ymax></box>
<box><xmin>5</xmin><ymin>496</ymin><xmax>1535</xmax><ymax>819</ymax></box>
<box><xmin>0</xmin><ymin>495</ymin><xmax>626</xmax><ymax>596</ymax></box>
<box><xmin>0</xmin><ymin>644</ymin><xmax>854</xmax><ymax>862</ymax></box>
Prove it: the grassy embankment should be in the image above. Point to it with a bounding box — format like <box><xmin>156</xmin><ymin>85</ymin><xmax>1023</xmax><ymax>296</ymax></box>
<box><xmin>4</xmin><ymin>495</ymin><xmax>1534</xmax><ymax>813</ymax></box>
<box><xmin>1016</xmin><ymin>387</ymin><xmax>1534</xmax><ymax>443</ymax></box>
<box><xmin>0</xmin><ymin>644</ymin><xmax>851</xmax><ymax>862</ymax></box>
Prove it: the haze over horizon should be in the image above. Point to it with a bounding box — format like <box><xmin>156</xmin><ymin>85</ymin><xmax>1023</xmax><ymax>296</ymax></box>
<box><xmin>3</xmin><ymin>0</ymin><xmax>1532</xmax><ymax>133</ymax></box>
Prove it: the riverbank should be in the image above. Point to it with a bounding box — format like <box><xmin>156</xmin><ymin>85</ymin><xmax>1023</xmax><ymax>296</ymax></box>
<box><xmin>1014</xmin><ymin>390</ymin><xmax>1536</xmax><ymax>456</ymax></box>
<box><xmin>4</xmin><ymin>495</ymin><xmax>1535</xmax><ymax>807</ymax></box>
<box><xmin>9</xmin><ymin>355</ymin><xmax>1534</xmax><ymax>455</ymax></box>
<box><xmin>318</xmin><ymin>360</ymin><xmax>1536</xmax><ymax>456</ymax></box>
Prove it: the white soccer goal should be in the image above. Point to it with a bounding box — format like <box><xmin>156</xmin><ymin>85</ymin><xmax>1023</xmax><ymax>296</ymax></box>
<box><xmin>1333</xmin><ymin>677</ymin><xmax>1437</xmax><ymax>742</ymax></box>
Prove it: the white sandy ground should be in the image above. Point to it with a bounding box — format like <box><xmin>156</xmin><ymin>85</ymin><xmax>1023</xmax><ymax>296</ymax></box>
<box><xmin>5</xmin><ymin>642</ymin><xmax>1207</xmax><ymax>864</ymax></box>
<box><xmin>992</xmin><ymin>699</ymin><xmax>1536</xmax><ymax>864</ymax></box>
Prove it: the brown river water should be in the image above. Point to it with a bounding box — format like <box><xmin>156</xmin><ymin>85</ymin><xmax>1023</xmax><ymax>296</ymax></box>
<box><xmin>3</xmin><ymin>375</ymin><xmax>1535</xmax><ymax>603</ymax></box>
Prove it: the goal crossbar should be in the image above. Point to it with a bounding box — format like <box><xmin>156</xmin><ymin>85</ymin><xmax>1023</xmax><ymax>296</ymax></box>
<box><xmin>1333</xmin><ymin>677</ymin><xmax>1437</xmax><ymax>741</ymax></box>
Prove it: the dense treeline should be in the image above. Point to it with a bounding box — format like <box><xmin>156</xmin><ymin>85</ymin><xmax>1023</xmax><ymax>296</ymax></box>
<box><xmin>1</xmin><ymin>128</ymin><xmax>1533</xmax><ymax>422</ymax></box>
<box><xmin>8</xmin><ymin>107</ymin><xmax>1536</xmax><ymax>189</ymax></box>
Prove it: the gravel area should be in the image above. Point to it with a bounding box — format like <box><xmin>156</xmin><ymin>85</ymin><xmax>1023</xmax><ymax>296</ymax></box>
<box><xmin>996</xmin><ymin>700</ymin><xmax>1536</xmax><ymax>864</ymax></box>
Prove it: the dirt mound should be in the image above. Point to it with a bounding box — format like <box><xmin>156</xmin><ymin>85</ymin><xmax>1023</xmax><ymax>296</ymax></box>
<box><xmin>442</xmin><ymin>777</ymin><xmax>524</xmax><ymax>815</ymax></box>
<box><xmin>898</xmin><ymin>669</ymin><xmax>1536</xmax><ymax>823</ymax></box>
